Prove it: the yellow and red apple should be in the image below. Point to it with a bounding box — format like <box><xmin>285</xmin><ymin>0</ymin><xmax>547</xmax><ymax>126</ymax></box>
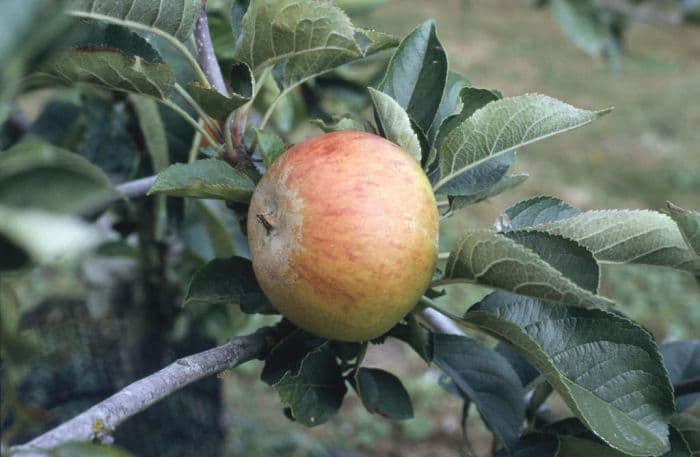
<box><xmin>247</xmin><ymin>131</ymin><xmax>438</xmax><ymax>342</ymax></box>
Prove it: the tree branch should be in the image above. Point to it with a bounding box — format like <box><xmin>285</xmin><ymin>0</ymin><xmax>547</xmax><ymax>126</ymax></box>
<box><xmin>116</xmin><ymin>176</ymin><xmax>157</xmax><ymax>199</ymax></box>
<box><xmin>10</xmin><ymin>330</ymin><xmax>269</xmax><ymax>456</ymax></box>
<box><xmin>420</xmin><ymin>307</ymin><xmax>464</xmax><ymax>335</ymax></box>
<box><xmin>193</xmin><ymin>1</ymin><xmax>227</xmax><ymax>96</ymax></box>
<box><xmin>674</xmin><ymin>376</ymin><xmax>700</xmax><ymax>398</ymax></box>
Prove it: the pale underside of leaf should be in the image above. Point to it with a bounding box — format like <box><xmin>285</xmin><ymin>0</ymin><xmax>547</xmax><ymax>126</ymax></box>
<box><xmin>434</xmin><ymin>94</ymin><xmax>607</xmax><ymax>195</ymax></box>
<box><xmin>70</xmin><ymin>0</ymin><xmax>201</xmax><ymax>41</ymax></box>
<box><xmin>539</xmin><ymin>210</ymin><xmax>700</xmax><ymax>274</ymax></box>
<box><xmin>368</xmin><ymin>87</ymin><xmax>422</xmax><ymax>162</ymax></box>
<box><xmin>234</xmin><ymin>0</ymin><xmax>361</xmax><ymax>82</ymax></box>
<box><xmin>32</xmin><ymin>48</ymin><xmax>176</xmax><ymax>100</ymax></box>
<box><xmin>464</xmin><ymin>293</ymin><xmax>674</xmax><ymax>456</ymax></box>
<box><xmin>445</xmin><ymin>230</ymin><xmax>613</xmax><ymax>308</ymax></box>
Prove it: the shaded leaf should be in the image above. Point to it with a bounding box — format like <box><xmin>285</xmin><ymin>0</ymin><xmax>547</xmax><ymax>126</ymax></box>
<box><xmin>495</xmin><ymin>342</ymin><xmax>539</xmax><ymax>388</ymax></box>
<box><xmin>0</xmin><ymin>205</ymin><xmax>103</xmax><ymax>268</ymax></box>
<box><xmin>353</xmin><ymin>28</ymin><xmax>398</xmax><ymax>55</ymax></box>
<box><xmin>184</xmin><ymin>256</ymin><xmax>275</xmax><ymax>314</ymax></box>
<box><xmin>234</xmin><ymin>0</ymin><xmax>360</xmax><ymax>89</ymax></box>
<box><xmin>432</xmin><ymin>333</ymin><xmax>525</xmax><ymax>451</ymax></box>
<box><xmin>550</xmin><ymin>0</ymin><xmax>611</xmax><ymax>57</ymax></box>
<box><xmin>503</xmin><ymin>231</ymin><xmax>599</xmax><ymax>293</ymax></box>
<box><xmin>69</xmin><ymin>0</ymin><xmax>201</xmax><ymax>41</ymax></box>
<box><xmin>262</xmin><ymin>329</ymin><xmax>326</xmax><ymax>385</ymax></box>
<box><xmin>427</xmin><ymin>71</ymin><xmax>470</xmax><ymax>145</ymax></box>
<box><xmin>660</xmin><ymin>340</ymin><xmax>700</xmax><ymax>411</ymax></box>
<box><xmin>30</xmin><ymin>47</ymin><xmax>176</xmax><ymax>100</ymax></box>
<box><xmin>355</xmin><ymin>367</ymin><xmax>413</xmax><ymax>420</ymax></box>
<box><xmin>539</xmin><ymin>210</ymin><xmax>700</xmax><ymax>274</ymax></box>
<box><xmin>444</xmin><ymin>230</ymin><xmax>612</xmax><ymax>308</ymax></box>
<box><xmin>671</xmin><ymin>414</ymin><xmax>700</xmax><ymax>457</ymax></box>
<box><xmin>378</xmin><ymin>20</ymin><xmax>447</xmax><ymax>132</ymax></box>
<box><xmin>188</xmin><ymin>200</ymin><xmax>236</xmax><ymax>259</ymax></box>
<box><xmin>462</xmin><ymin>292</ymin><xmax>675</xmax><ymax>456</ymax></box>
<box><xmin>82</xmin><ymin>23</ymin><xmax>163</xmax><ymax>62</ymax></box>
<box><xmin>254</xmin><ymin>128</ymin><xmax>285</xmax><ymax>168</ymax></box>
<box><xmin>450</xmin><ymin>173</ymin><xmax>528</xmax><ymax>210</ymax></box>
<box><xmin>275</xmin><ymin>344</ymin><xmax>347</xmax><ymax>426</ymax></box>
<box><xmin>50</xmin><ymin>441</ymin><xmax>135</xmax><ymax>457</ymax></box>
<box><xmin>368</xmin><ymin>87</ymin><xmax>422</xmax><ymax>162</ymax></box>
<box><xmin>667</xmin><ymin>202</ymin><xmax>700</xmax><ymax>256</ymax></box>
<box><xmin>148</xmin><ymin>159</ymin><xmax>255</xmax><ymax>202</ymax></box>
<box><xmin>131</xmin><ymin>96</ymin><xmax>169</xmax><ymax>171</ymax></box>
<box><xmin>0</xmin><ymin>141</ymin><xmax>117</xmax><ymax>214</ymax></box>
<box><xmin>186</xmin><ymin>82</ymin><xmax>249</xmax><ymax>122</ymax></box>
<box><xmin>310</xmin><ymin>114</ymin><xmax>374</xmax><ymax>133</ymax></box>
<box><xmin>499</xmin><ymin>196</ymin><xmax>581</xmax><ymax>231</ymax></box>
<box><xmin>494</xmin><ymin>433</ymin><xmax>558</xmax><ymax>457</ymax></box>
<box><xmin>433</xmin><ymin>94</ymin><xmax>608</xmax><ymax>195</ymax></box>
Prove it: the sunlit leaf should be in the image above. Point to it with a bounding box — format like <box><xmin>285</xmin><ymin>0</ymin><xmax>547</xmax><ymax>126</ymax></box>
<box><xmin>368</xmin><ymin>87</ymin><xmax>422</xmax><ymax>162</ymax></box>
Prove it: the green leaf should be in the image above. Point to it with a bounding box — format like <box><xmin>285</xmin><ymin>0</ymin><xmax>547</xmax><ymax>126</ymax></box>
<box><xmin>230</xmin><ymin>61</ymin><xmax>254</xmax><ymax>98</ymax></box>
<box><xmin>503</xmin><ymin>231</ymin><xmax>599</xmax><ymax>293</ymax></box>
<box><xmin>444</xmin><ymin>230</ymin><xmax>613</xmax><ymax>308</ymax></box>
<box><xmin>0</xmin><ymin>205</ymin><xmax>103</xmax><ymax>268</ymax></box>
<box><xmin>184</xmin><ymin>256</ymin><xmax>276</xmax><ymax>314</ymax></box>
<box><xmin>433</xmin><ymin>87</ymin><xmax>502</xmax><ymax>160</ymax></box>
<box><xmin>82</xmin><ymin>23</ymin><xmax>164</xmax><ymax>62</ymax></box>
<box><xmin>368</xmin><ymin>87</ymin><xmax>422</xmax><ymax>162</ymax></box>
<box><xmin>495</xmin><ymin>433</ymin><xmax>558</xmax><ymax>457</ymax></box>
<box><xmin>500</xmin><ymin>196</ymin><xmax>581</xmax><ymax>230</ymax></box>
<box><xmin>30</xmin><ymin>47</ymin><xmax>176</xmax><ymax>100</ymax></box>
<box><xmin>377</xmin><ymin>20</ymin><xmax>447</xmax><ymax>133</ymax></box>
<box><xmin>539</xmin><ymin>210</ymin><xmax>700</xmax><ymax>274</ymax></box>
<box><xmin>130</xmin><ymin>96</ymin><xmax>169</xmax><ymax>171</ymax></box>
<box><xmin>275</xmin><ymin>344</ymin><xmax>347</xmax><ymax>426</ymax></box>
<box><xmin>69</xmin><ymin>0</ymin><xmax>201</xmax><ymax>42</ymax></box>
<box><xmin>0</xmin><ymin>0</ymin><xmax>73</xmax><ymax>124</ymax></box>
<box><xmin>462</xmin><ymin>292</ymin><xmax>675</xmax><ymax>456</ymax></box>
<box><xmin>550</xmin><ymin>0</ymin><xmax>610</xmax><ymax>57</ymax></box>
<box><xmin>354</xmin><ymin>367</ymin><xmax>413</xmax><ymax>420</ymax></box>
<box><xmin>667</xmin><ymin>202</ymin><xmax>700</xmax><ymax>256</ymax></box>
<box><xmin>353</xmin><ymin>28</ymin><xmax>398</xmax><ymax>55</ymax></box>
<box><xmin>427</xmin><ymin>72</ymin><xmax>471</xmax><ymax>145</ymax></box>
<box><xmin>449</xmin><ymin>173</ymin><xmax>528</xmax><ymax>210</ymax></box>
<box><xmin>148</xmin><ymin>159</ymin><xmax>255</xmax><ymax>202</ymax></box>
<box><xmin>433</xmin><ymin>94</ymin><xmax>608</xmax><ymax>195</ymax></box>
<box><xmin>432</xmin><ymin>334</ymin><xmax>525</xmax><ymax>450</ymax></box>
<box><xmin>186</xmin><ymin>82</ymin><xmax>249</xmax><ymax>122</ymax></box>
<box><xmin>495</xmin><ymin>342</ymin><xmax>539</xmax><ymax>387</ymax></box>
<box><xmin>261</xmin><ymin>328</ymin><xmax>326</xmax><ymax>385</ymax></box>
<box><xmin>234</xmin><ymin>0</ymin><xmax>360</xmax><ymax>88</ymax></box>
<box><xmin>0</xmin><ymin>141</ymin><xmax>117</xmax><ymax>214</ymax></box>
<box><xmin>310</xmin><ymin>114</ymin><xmax>374</xmax><ymax>134</ymax></box>
<box><xmin>253</xmin><ymin>128</ymin><xmax>286</xmax><ymax>168</ymax></box>
<box><xmin>660</xmin><ymin>341</ymin><xmax>700</xmax><ymax>411</ymax></box>
<box><xmin>189</xmin><ymin>200</ymin><xmax>236</xmax><ymax>259</ymax></box>
<box><xmin>671</xmin><ymin>414</ymin><xmax>700</xmax><ymax>456</ymax></box>
<box><xmin>555</xmin><ymin>431</ymin><xmax>692</xmax><ymax>457</ymax></box>
<box><xmin>50</xmin><ymin>441</ymin><xmax>135</xmax><ymax>457</ymax></box>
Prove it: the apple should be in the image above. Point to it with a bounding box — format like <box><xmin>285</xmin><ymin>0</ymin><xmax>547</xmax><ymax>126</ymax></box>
<box><xmin>247</xmin><ymin>131</ymin><xmax>439</xmax><ymax>342</ymax></box>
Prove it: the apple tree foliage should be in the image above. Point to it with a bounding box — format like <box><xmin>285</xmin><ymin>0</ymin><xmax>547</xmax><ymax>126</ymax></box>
<box><xmin>528</xmin><ymin>0</ymin><xmax>700</xmax><ymax>63</ymax></box>
<box><xmin>1</xmin><ymin>0</ymin><xmax>699</xmax><ymax>456</ymax></box>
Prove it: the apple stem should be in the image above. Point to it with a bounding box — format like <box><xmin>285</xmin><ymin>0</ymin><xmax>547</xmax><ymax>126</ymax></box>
<box><xmin>256</xmin><ymin>213</ymin><xmax>275</xmax><ymax>234</ymax></box>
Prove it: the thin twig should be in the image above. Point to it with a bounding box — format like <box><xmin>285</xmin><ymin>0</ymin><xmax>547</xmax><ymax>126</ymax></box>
<box><xmin>116</xmin><ymin>176</ymin><xmax>157</xmax><ymax>198</ymax></box>
<box><xmin>10</xmin><ymin>330</ymin><xmax>269</xmax><ymax>456</ymax></box>
<box><xmin>162</xmin><ymin>99</ymin><xmax>218</xmax><ymax>147</ymax></box>
<box><xmin>174</xmin><ymin>83</ymin><xmax>220</xmax><ymax>134</ymax></box>
<box><xmin>193</xmin><ymin>2</ymin><xmax>228</xmax><ymax>97</ymax></box>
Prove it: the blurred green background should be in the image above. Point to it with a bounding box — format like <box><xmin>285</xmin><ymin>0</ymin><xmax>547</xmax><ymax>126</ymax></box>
<box><xmin>2</xmin><ymin>1</ymin><xmax>698</xmax><ymax>456</ymax></box>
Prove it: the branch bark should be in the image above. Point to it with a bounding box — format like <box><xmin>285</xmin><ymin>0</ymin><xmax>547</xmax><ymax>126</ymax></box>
<box><xmin>10</xmin><ymin>330</ymin><xmax>269</xmax><ymax>456</ymax></box>
<box><xmin>193</xmin><ymin>1</ymin><xmax>227</xmax><ymax>96</ymax></box>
